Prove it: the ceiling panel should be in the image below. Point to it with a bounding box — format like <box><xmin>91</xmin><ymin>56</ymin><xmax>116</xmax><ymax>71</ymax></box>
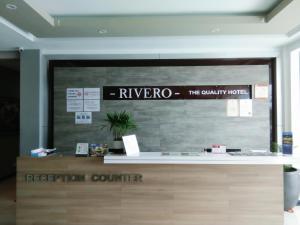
<box><xmin>25</xmin><ymin>0</ymin><xmax>283</xmax><ymax>16</ymax></box>
<box><xmin>1</xmin><ymin>0</ymin><xmax>300</xmax><ymax>43</ymax></box>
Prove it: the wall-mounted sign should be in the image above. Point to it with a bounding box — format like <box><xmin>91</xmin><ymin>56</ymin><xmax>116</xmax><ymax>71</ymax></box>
<box><xmin>66</xmin><ymin>99</ymin><xmax>83</xmax><ymax>112</ymax></box>
<box><xmin>239</xmin><ymin>99</ymin><xmax>253</xmax><ymax>117</ymax></box>
<box><xmin>75</xmin><ymin>112</ymin><xmax>92</xmax><ymax>124</ymax></box>
<box><xmin>103</xmin><ymin>85</ymin><xmax>251</xmax><ymax>100</ymax></box>
<box><xmin>227</xmin><ymin>100</ymin><xmax>239</xmax><ymax>117</ymax></box>
<box><xmin>84</xmin><ymin>88</ymin><xmax>100</xmax><ymax>100</ymax></box>
<box><xmin>66</xmin><ymin>87</ymin><xmax>101</xmax><ymax>112</ymax></box>
<box><xmin>254</xmin><ymin>84</ymin><xmax>268</xmax><ymax>99</ymax></box>
<box><xmin>66</xmin><ymin>88</ymin><xmax>83</xmax><ymax>100</ymax></box>
<box><xmin>84</xmin><ymin>100</ymin><xmax>100</xmax><ymax>112</ymax></box>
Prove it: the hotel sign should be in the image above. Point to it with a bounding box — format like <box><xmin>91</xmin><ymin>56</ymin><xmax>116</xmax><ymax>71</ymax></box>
<box><xmin>103</xmin><ymin>85</ymin><xmax>251</xmax><ymax>100</ymax></box>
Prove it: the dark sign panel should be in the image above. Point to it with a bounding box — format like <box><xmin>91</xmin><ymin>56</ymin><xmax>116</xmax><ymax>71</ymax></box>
<box><xmin>185</xmin><ymin>85</ymin><xmax>251</xmax><ymax>99</ymax></box>
<box><xmin>103</xmin><ymin>85</ymin><xmax>252</xmax><ymax>100</ymax></box>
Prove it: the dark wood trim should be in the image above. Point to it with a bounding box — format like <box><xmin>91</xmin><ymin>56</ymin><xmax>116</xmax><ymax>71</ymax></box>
<box><xmin>270</xmin><ymin>58</ymin><xmax>277</xmax><ymax>143</ymax></box>
<box><xmin>48</xmin><ymin>61</ymin><xmax>55</xmax><ymax>148</ymax></box>
<box><xmin>48</xmin><ymin>58</ymin><xmax>274</xmax><ymax>68</ymax></box>
<box><xmin>47</xmin><ymin>58</ymin><xmax>277</xmax><ymax>149</ymax></box>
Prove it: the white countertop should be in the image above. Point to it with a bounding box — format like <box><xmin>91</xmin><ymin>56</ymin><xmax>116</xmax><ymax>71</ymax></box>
<box><xmin>104</xmin><ymin>152</ymin><xmax>300</xmax><ymax>165</ymax></box>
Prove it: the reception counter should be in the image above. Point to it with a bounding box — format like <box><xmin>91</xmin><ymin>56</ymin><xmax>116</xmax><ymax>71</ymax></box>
<box><xmin>16</xmin><ymin>154</ymin><xmax>293</xmax><ymax>225</ymax></box>
<box><xmin>104</xmin><ymin>151</ymin><xmax>299</xmax><ymax>164</ymax></box>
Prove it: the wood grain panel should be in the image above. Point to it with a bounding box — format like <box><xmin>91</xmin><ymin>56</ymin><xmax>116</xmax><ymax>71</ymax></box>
<box><xmin>17</xmin><ymin>157</ymin><xmax>283</xmax><ymax>225</ymax></box>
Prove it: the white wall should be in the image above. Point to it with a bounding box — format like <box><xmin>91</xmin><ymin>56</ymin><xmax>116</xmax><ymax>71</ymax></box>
<box><xmin>20</xmin><ymin>49</ymin><xmax>41</xmax><ymax>155</ymax></box>
<box><xmin>280</xmin><ymin>38</ymin><xmax>300</xmax><ymax>133</ymax></box>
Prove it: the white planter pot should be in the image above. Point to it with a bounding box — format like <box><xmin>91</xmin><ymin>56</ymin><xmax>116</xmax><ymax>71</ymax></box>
<box><xmin>284</xmin><ymin>170</ymin><xmax>300</xmax><ymax>211</ymax></box>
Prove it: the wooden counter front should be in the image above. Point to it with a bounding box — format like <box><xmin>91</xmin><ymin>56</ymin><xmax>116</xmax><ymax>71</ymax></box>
<box><xmin>17</xmin><ymin>157</ymin><xmax>283</xmax><ymax>225</ymax></box>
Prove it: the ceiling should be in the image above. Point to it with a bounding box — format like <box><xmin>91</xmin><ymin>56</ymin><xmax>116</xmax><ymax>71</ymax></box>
<box><xmin>22</xmin><ymin>0</ymin><xmax>283</xmax><ymax>16</ymax></box>
<box><xmin>0</xmin><ymin>0</ymin><xmax>300</xmax><ymax>51</ymax></box>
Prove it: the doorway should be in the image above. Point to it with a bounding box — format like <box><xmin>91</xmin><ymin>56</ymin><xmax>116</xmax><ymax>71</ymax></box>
<box><xmin>0</xmin><ymin>58</ymin><xmax>20</xmax><ymax>179</ymax></box>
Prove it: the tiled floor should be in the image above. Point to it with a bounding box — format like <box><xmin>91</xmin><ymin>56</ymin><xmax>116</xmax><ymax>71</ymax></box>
<box><xmin>285</xmin><ymin>207</ymin><xmax>300</xmax><ymax>225</ymax></box>
<box><xmin>0</xmin><ymin>176</ymin><xmax>15</xmax><ymax>225</ymax></box>
<box><xmin>0</xmin><ymin>176</ymin><xmax>299</xmax><ymax>225</ymax></box>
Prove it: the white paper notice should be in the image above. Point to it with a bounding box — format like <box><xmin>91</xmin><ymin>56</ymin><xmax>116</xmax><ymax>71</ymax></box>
<box><xmin>75</xmin><ymin>112</ymin><xmax>92</xmax><ymax>124</ymax></box>
<box><xmin>84</xmin><ymin>99</ymin><xmax>100</xmax><ymax>112</ymax></box>
<box><xmin>66</xmin><ymin>88</ymin><xmax>83</xmax><ymax>100</ymax></box>
<box><xmin>84</xmin><ymin>88</ymin><xmax>100</xmax><ymax>100</ymax></box>
<box><xmin>255</xmin><ymin>84</ymin><xmax>268</xmax><ymax>99</ymax></box>
<box><xmin>227</xmin><ymin>100</ymin><xmax>239</xmax><ymax>117</ymax></box>
<box><xmin>122</xmin><ymin>135</ymin><xmax>140</xmax><ymax>156</ymax></box>
<box><xmin>239</xmin><ymin>99</ymin><xmax>253</xmax><ymax>117</ymax></box>
<box><xmin>67</xmin><ymin>100</ymin><xmax>83</xmax><ymax>112</ymax></box>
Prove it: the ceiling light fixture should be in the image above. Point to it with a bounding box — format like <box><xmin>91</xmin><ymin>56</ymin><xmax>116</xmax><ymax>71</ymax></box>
<box><xmin>211</xmin><ymin>28</ymin><xmax>221</xmax><ymax>33</ymax></box>
<box><xmin>6</xmin><ymin>3</ymin><xmax>17</xmax><ymax>10</ymax></box>
<box><xmin>98</xmin><ymin>28</ymin><xmax>108</xmax><ymax>34</ymax></box>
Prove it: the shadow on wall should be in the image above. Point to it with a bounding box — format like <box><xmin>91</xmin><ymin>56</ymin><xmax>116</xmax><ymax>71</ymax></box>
<box><xmin>0</xmin><ymin>58</ymin><xmax>20</xmax><ymax>179</ymax></box>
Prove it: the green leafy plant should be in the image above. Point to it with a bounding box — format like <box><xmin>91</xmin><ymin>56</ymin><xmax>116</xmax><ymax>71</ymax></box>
<box><xmin>284</xmin><ymin>164</ymin><xmax>297</xmax><ymax>172</ymax></box>
<box><xmin>271</xmin><ymin>142</ymin><xmax>281</xmax><ymax>153</ymax></box>
<box><xmin>103</xmin><ymin>111</ymin><xmax>137</xmax><ymax>141</ymax></box>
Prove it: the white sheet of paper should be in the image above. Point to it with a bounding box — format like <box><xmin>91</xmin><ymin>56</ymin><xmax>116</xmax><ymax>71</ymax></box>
<box><xmin>122</xmin><ymin>135</ymin><xmax>140</xmax><ymax>156</ymax></box>
<box><xmin>227</xmin><ymin>99</ymin><xmax>239</xmax><ymax>117</ymax></box>
<box><xmin>75</xmin><ymin>112</ymin><xmax>92</xmax><ymax>124</ymax></box>
<box><xmin>239</xmin><ymin>99</ymin><xmax>253</xmax><ymax>117</ymax></box>
<box><xmin>255</xmin><ymin>84</ymin><xmax>268</xmax><ymax>99</ymax></box>
<box><xmin>66</xmin><ymin>88</ymin><xmax>83</xmax><ymax>100</ymax></box>
<box><xmin>67</xmin><ymin>100</ymin><xmax>83</xmax><ymax>112</ymax></box>
<box><xmin>84</xmin><ymin>88</ymin><xmax>100</xmax><ymax>100</ymax></box>
<box><xmin>84</xmin><ymin>99</ymin><xmax>100</xmax><ymax>112</ymax></box>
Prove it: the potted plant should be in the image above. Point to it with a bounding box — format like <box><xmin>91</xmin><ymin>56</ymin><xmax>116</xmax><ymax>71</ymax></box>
<box><xmin>271</xmin><ymin>142</ymin><xmax>281</xmax><ymax>153</ymax></box>
<box><xmin>103</xmin><ymin>111</ymin><xmax>137</xmax><ymax>149</ymax></box>
<box><xmin>284</xmin><ymin>165</ymin><xmax>300</xmax><ymax>212</ymax></box>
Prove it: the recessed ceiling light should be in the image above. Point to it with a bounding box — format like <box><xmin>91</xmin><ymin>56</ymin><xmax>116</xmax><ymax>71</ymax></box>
<box><xmin>98</xmin><ymin>28</ymin><xmax>108</xmax><ymax>34</ymax></box>
<box><xmin>6</xmin><ymin>3</ymin><xmax>17</xmax><ymax>10</ymax></box>
<box><xmin>211</xmin><ymin>28</ymin><xmax>221</xmax><ymax>33</ymax></box>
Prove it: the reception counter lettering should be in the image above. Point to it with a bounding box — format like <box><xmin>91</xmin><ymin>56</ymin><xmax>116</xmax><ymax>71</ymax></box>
<box><xmin>25</xmin><ymin>173</ymin><xmax>143</xmax><ymax>183</ymax></box>
<box><xmin>91</xmin><ymin>173</ymin><xmax>143</xmax><ymax>182</ymax></box>
<box><xmin>17</xmin><ymin>157</ymin><xmax>283</xmax><ymax>225</ymax></box>
<box><xmin>25</xmin><ymin>174</ymin><xmax>85</xmax><ymax>182</ymax></box>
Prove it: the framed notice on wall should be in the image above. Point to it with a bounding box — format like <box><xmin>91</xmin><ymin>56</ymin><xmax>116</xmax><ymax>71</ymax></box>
<box><xmin>255</xmin><ymin>84</ymin><xmax>269</xmax><ymax>99</ymax></box>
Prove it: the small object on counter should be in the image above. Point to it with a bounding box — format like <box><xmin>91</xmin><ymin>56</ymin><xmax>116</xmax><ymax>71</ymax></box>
<box><xmin>31</xmin><ymin>149</ymin><xmax>47</xmax><ymax>157</ymax></box>
<box><xmin>45</xmin><ymin>148</ymin><xmax>57</xmax><ymax>155</ymax></box>
<box><xmin>211</xmin><ymin>144</ymin><xmax>226</xmax><ymax>154</ymax></box>
<box><xmin>76</xmin><ymin>143</ymin><xmax>89</xmax><ymax>156</ymax></box>
<box><xmin>90</xmin><ymin>144</ymin><xmax>108</xmax><ymax>157</ymax></box>
<box><xmin>282</xmin><ymin>132</ymin><xmax>293</xmax><ymax>155</ymax></box>
<box><xmin>109</xmin><ymin>148</ymin><xmax>125</xmax><ymax>155</ymax></box>
<box><xmin>31</xmin><ymin>148</ymin><xmax>57</xmax><ymax>157</ymax></box>
<box><xmin>89</xmin><ymin>143</ymin><xmax>100</xmax><ymax>156</ymax></box>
